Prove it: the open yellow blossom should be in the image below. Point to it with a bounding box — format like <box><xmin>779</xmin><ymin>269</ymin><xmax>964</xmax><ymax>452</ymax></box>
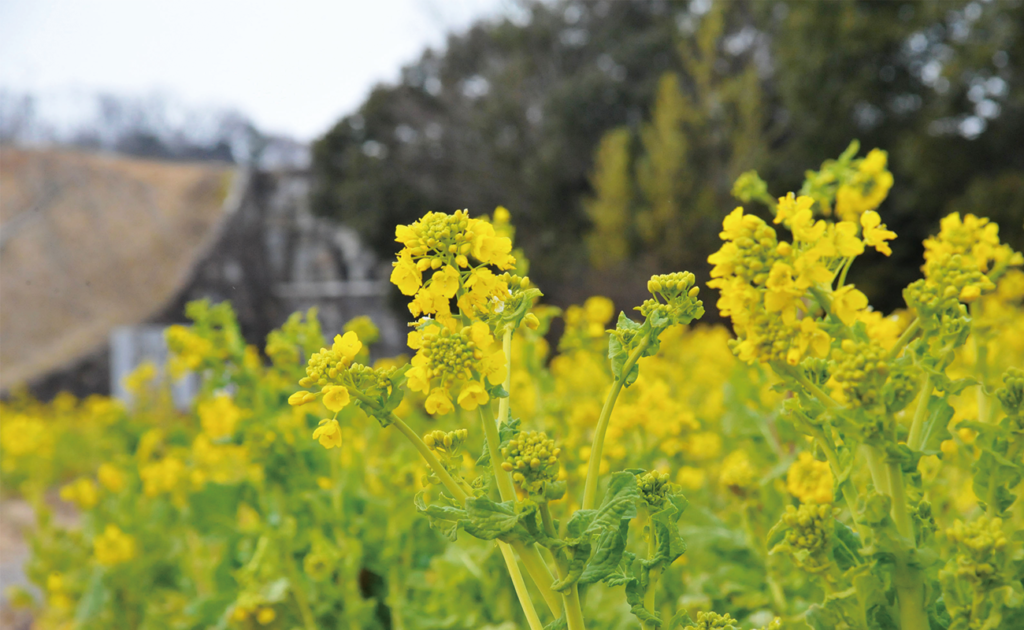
<box><xmin>860</xmin><ymin>210</ymin><xmax>896</xmax><ymax>256</ymax></box>
<box><xmin>786</xmin><ymin>452</ymin><xmax>833</xmax><ymax>504</ymax></box>
<box><xmin>831</xmin><ymin>285</ymin><xmax>869</xmax><ymax>325</ymax></box>
<box><xmin>425</xmin><ymin>388</ymin><xmax>454</xmax><ymax>415</ymax></box>
<box><xmin>456</xmin><ymin>381</ymin><xmax>489</xmax><ymax>410</ymax></box>
<box><xmin>312</xmin><ymin>419</ymin><xmax>343</xmax><ymax>449</ymax></box>
<box><xmin>390</xmin><ymin>252</ymin><xmax>422</xmax><ymax>295</ymax></box>
<box><xmin>322</xmin><ymin>385</ymin><xmax>352</xmax><ymax>412</ymax></box>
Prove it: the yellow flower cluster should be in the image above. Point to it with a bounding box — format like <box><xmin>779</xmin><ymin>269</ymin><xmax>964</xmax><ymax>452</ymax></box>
<box><xmin>198</xmin><ymin>393</ymin><xmax>243</xmax><ymax>439</ymax></box>
<box><xmin>707</xmin><ymin>169</ymin><xmax>901</xmax><ymax>367</ymax></box>
<box><xmin>289</xmin><ymin>331</ymin><xmax>363</xmax><ymax>411</ymax></box>
<box><xmin>407</xmin><ymin>321</ymin><xmax>506</xmax><ymax>415</ymax></box>
<box><xmin>785</xmin><ymin>452</ymin><xmax>833</xmax><ymax>504</ymax></box>
<box><xmin>922</xmin><ymin>212</ymin><xmax>1023</xmax><ymax>303</ymax></box>
<box><xmin>833</xmin><ymin>148</ymin><xmax>894</xmax><ymax>222</ymax></box>
<box><xmin>93</xmin><ymin>524</ymin><xmax>136</xmax><ymax>566</ymax></box>
<box><xmin>60</xmin><ymin>477</ymin><xmax>99</xmax><ymax>509</ymax></box>
<box><xmin>391</xmin><ymin>209</ymin><xmax>516</xmax><ymax>326</ymax></box>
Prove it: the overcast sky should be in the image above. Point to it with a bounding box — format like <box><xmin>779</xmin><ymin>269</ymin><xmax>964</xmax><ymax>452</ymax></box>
<box><xmin>0</xmin><ymin>0</ymin><xmax>512</xmax><ymax>140</ymax></box>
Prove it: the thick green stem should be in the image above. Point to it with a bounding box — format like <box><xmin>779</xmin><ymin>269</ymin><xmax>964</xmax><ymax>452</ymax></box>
<box><xmin>516</xmin><ymin>543</ymin><xmax>562</xmax><ymax>616</ymax></box>
<box><xmin>861</xmin><ymin>445</ymin><xmax>890</xmax><ymax>495</ymax></box>
<box><xmin>886</xmin><ymin>462</ymin><xmax>915</xmax><ymax>544</ymax></box>
<box><xmin>582</xmin><ymin>332</ymin><xmax>651</xmax><ymax>510</ymax></box>
<box><xmin>886</xmin><ymin>318</ymin><xmax>921</xmax><ymax>361</ymax></box>
<box><xmin>389</xmin><ymin>413</ymin><xmax>468</xmax><ymax>503</ymax></box>
<box><xmin>642</xmin><ymin>511</ymin><xmax>661</xmax><ymax>630</ymax></box>
<box><xmin>539</xmin><ymin>503</ymin><xmax>587</xmax><ymax>630</ymax></box>
<box><xmin>498</xmin><ymin>542</ymin><xmax>544</xmax><ymax>630</ymax></box>
<box><xmin>907</xmin><ymin>375</ymin><xmax>932</xmax><ymax>452</ymax></box>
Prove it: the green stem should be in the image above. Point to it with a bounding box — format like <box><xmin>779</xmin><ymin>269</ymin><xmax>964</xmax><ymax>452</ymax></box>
<box><xmin>778</xmin><ymin>362</ymin><xmax>841</xmax><ymax>410</ymax></box>
<box><xmin>642</xmin><ymin>509</ymin><xmax>660</xmax><ymax>630</ymax></box>
<box><xmin>886</xmin><ymin>461</ymin><xmax>915</xmax><ymax>544</ymax></box>
<box><xmin>907</xmin><ymin>375</ymin><xmax>932</xmax><ymax>452</ymax></box>
<box><xmin>836</xmin><ymin>256</ymin><xmax>854</xmax><ymax>289</ymax></box>
<box><xmin>539</xmin><ymin>503</ymin><xmax>588</xmax><ymax>630</ymax></box>
<box><xmin>481</xmin><ymin>331</ymin><xmax>563</xmax><ymax>618</ymax></box>
<box><xmin>582</xmin><ymin>332</ymin><xmax>651</xmax><ymax>510</ymax></box>
<box><xmin>861</xmin><ymin>445</ymin><xmax>890</xmax><ymax>495</ymax></box>
<box><xmin>389</xmin><ymin>413</ymin><xmax>468</xmax><ymax>503</ymax></box>
<box><xmin>886</xmin><ymin>318</ymin><xmax>920</xmax><ymax>361</ymax></box>
<box><xmin>516</xmin><ymin>544</ymin><xmax>563</xmax><ymax>616</ymax></box>
<box><xmin>498</xmin><ymin>542</ymin><xmax>544</xmax><ymax>630</ymax></box>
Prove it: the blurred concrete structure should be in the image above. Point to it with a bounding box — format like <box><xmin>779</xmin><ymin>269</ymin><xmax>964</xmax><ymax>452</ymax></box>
<box><xmin>0</xmin><ymin>147</ymin><xmax>402</xmax><ymax>400</ymax></box>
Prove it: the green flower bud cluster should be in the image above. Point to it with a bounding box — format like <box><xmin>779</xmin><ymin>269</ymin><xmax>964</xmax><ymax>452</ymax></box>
<box><xmin>303</xmin><ymin>547</ymin><xmax>336</xmax><ymax>582</ymax></box>
<box><xmin>300</xmin><ymin>347</ymin><xmax>346</xmax><ymax>388</ymax></box>
<box><xmin>736</xmin><ymin>312</ymin><xmax>803</xmax><ymax>365</ymax></box>
<box><xmin>927</xmin><ymin>253</ymin><xmax>995</xmax><ymax>303</ymax></box>
<box><xmin>996</xmin><ymin>367</ymin><xmax>1024</xmax><ymax>417</ymax></box>
<box><xmin>882</xmin><ymin>362</ymin><xmax>919</xmax><ymax>413</ymax></box>
<box><xmin>681</xmin><ymin>611</ymin><xmax>741</xmax><ymax>630</ymax></box>
<box><xmin>637</xmin><ymin>470</ymin><xmax>672</xmax><ymax>506</ymax></box>
<box><xmin>640</xmin><ymin>272</ymin><xmax>705</xmax><ymax>325</ymax></box>
<box><xmin>781</xmin><ymin>503</ymin><xmax>835</xmax><ymax>553</ymax></box>
<box><xmin>405</xmin><ymin>210</ymin><xmax>473</xmax><ymax>258</ymax></box>
<box><xmin>831</xmin><ymin>339</ymin><xmax>889</xmax><ymax>407</ymax></box>
<box><xmin>347</xmin><ymin>363</ymin><xmax>395</xmax><ymax>397</ymax></box>
<box><xmin>903</xmin><ymin>279</ymin><xmax>971</xmax><ymax>350</ymax></box>
<box><xmin>945</xmin><ymin>517</ymin><xmax>1007</xmax><ymax>582</ymax></box>
<box><xmin>731</xmin><ymin>170</ymin><xmax>772</xmax><ymax>207</ymax></box>
<box><xmin>423</xmin><ymin>329</ymin><xmax>480</xmax><ymax>382</ymax></box>
<box><xmin>500</xmin><ymin>430</ymin><xmax>560</xmax><ymax>495</ymax></box>
<box><xmin>727</xmin><ymin>221</ymin><xmax>782</xmax><ymax>287</ymax></box>
<box><xmin>423</xmin><ymin>429</ymin><xmax>469</xmax><ymax>457</ymax></box>
<box><xmin>801</xmin><ymin>357</ymin><xmax>831</xmax><ymax>388</ymax></box>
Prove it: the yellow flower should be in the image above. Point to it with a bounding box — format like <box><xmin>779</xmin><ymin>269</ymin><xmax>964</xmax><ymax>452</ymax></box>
<box><xmin>425</xmin><ymin>388</ymin><xmax>454</xmax><ymax>415</ymax></box>
<box><xmin>831</xmin><ymin>285</ymin><xmax>869</xmax><ymax>325</ymax></box>
<box><xmin>676</xmin><ymin>466</ymin><xmax>706</xmax><ymax>490</ymax></box>
<box><xmin>720</xmin><ymin>450</ymin><xmax>755</xmax><ymax>491</ymax></box>
<box><xmin>430</xmin><ymin>264</ymin><xmax>461</xmax><ymax>299</ymax></box>
<box><xmin>312</xmin><ymin>419</ymin><xmax>343</xmax><ymax>449</ymax></box>
<box><xmin>860</xmin><ymin>210</ymin><xmax>896</xmax><ymax>256</ymax></box>
<box><xmin>322</xmin><ymin>385</ymin><xmax>351</xmax><ymax>412</ymax></box>
<box><xmin>140</xmin><ymin>456</ymin><xmax>185</xmax><ymax>497</ymax></box>
<box><xmin>97</xmin><ymin>463</ymin><xmax>125</xmax><ymax>493</ymax></box>
<box><xmin>60</xmin><ymin>478</ymin><xmax>99</xmax><ymax>509</ymax></box>
<box><xmin>456</xmin><ymin>381</ymin><xmax>489</xmax><ymax>410</ymax></box>
<box><xmin>198</xmin><ymin>394</ymin><xmax>242</xmax><ymax>439</ymax></box>
<box><xmin>94</xmin><ymin>524</ymin><xmax>136</xmax><ymax>566</ymax></box>
<box><xmin>257</xmin><ymin>608</ymin><xmax>277</xmax><ymax>625</ymax></box>
<box><xmin>288</xmin><ymin>391</ymin><xmax>317</xmax><ymax>406</ymax></box>
<box><xmin>786</xmin><ymin>452</ymin><xmax>833</xmax><ymax>504</ymax></box>
<box><xmin>774</xmin><ymin>193</ymin><xmax>814</xmax><ymax>226</ymax></box>
<box><xmin>831</xmin><ymin>222</ymin><xmax>865</xmax><ymax>258</ymax></box>
<box><xmin>331</xmin><ymin>332</ymin><xmax>363</xmax><ymax>363</ymax></box>
<box><xmin>390</xmin><ymin>252</ymin><xmax>422</xmax><ymax>295</ymax></box>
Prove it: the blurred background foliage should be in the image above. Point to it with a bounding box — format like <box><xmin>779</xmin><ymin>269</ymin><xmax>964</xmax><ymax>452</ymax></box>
<box><xmin>311</xmin><ymin>0</ymin><xmax>1024</xmax><ymax>315</ymax></box>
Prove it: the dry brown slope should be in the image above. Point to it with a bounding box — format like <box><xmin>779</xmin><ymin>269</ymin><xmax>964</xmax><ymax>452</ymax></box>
<box><xmin>0</xmin><ymin>147</ymin><xmax>237</xmax><ymax>390</ymax></box>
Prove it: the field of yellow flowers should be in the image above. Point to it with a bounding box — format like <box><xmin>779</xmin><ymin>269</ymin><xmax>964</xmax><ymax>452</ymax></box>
<box><xmin>2</xmin><ymin>144</ymin><xmax>1023</xmax><ymax>630</ymax></box>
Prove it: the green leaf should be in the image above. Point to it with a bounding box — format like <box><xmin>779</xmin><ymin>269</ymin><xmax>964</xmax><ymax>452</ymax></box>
<box><xmin>414</xmin><ymin>491</ymin><xmax>466</xmax><ymax>541</ymax></box>
<box><xmin>551</xmin><ymin>541</ymin><xmax>592</xmax><ymax>592</ymax></box>
<box><xmin>578</xmin><ymin>519</ymin><xmax>629</xmax><ymax>585</ymax></box>
<box><xmin>74</xmin><ymin>566</ymin><xmax>107</xmax><ymax>623</ymax></box>
<box><xmin>463</xmin><ymin>497</ymin><xmax>534</xmax><ymax>543</ymax></box>
<box><xmin>916</xmin><ymin>396</ymin><xmax>954</xmax><ymax>456</ymax></box>
<box><xmin>588</xmin><ymin>471</ymin><xmax>639</xmax><ymax>535</ymax></box>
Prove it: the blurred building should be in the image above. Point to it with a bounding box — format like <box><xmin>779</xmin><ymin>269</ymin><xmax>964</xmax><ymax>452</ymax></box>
<box><xmin>0</xmin><ymin>147</ymin><xmax>403</xmax><ymax>401</ymax></box>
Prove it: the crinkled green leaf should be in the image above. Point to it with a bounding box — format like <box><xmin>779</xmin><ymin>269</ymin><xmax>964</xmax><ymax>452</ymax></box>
<box><xmin>579</xmin><ymin>519</ymin><xmax>630</xmax><ymax>586</ymax></box>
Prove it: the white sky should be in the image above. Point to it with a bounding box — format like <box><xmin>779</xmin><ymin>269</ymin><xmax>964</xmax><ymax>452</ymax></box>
<box><xmin>0</xmin><ymin>0</ymin><xmax>511</xmax><ymax>140</ymax></box>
